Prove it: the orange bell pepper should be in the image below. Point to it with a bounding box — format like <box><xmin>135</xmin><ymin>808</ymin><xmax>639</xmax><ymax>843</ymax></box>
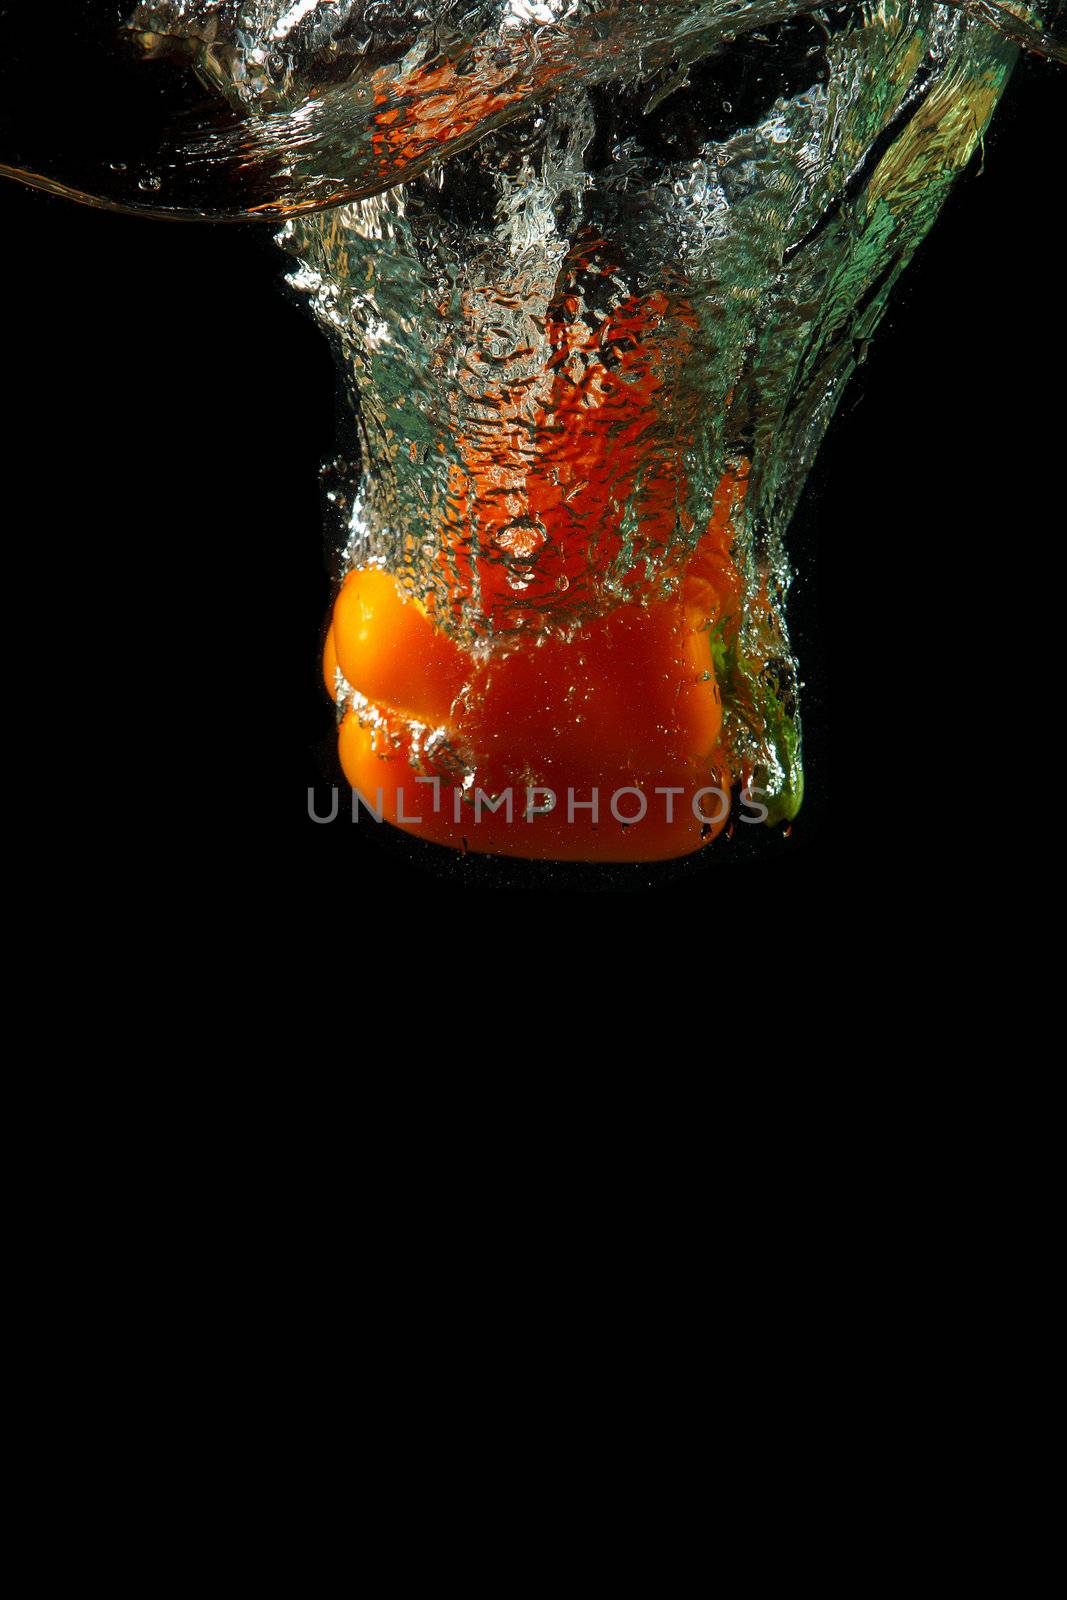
<box><xmin>326</xmin><ymin>245</ymin><xmax>748</xmax><ymax>861</ymax></box>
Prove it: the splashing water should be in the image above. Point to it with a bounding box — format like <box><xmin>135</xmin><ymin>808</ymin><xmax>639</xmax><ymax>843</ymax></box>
<box><xmin>2</xmin><ymin>2</ymin><xmax>1063</xmax><ymax>858</ymax></box>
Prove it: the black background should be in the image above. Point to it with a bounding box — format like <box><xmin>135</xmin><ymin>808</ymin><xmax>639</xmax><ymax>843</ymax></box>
<box><xmin>1</xmin><ymin>44</ymin><xmax>1061</xmax><ymax>917</ymax></box>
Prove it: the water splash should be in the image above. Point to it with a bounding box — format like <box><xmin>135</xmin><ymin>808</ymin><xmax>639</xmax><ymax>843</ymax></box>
<box><xmin>1</xmin><ymin>3</ymin><xmax>1063</xmax><ymax>219</ymax></box>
